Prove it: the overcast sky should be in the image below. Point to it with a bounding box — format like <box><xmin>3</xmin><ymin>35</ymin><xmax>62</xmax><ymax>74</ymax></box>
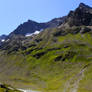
<box><xmin>0</xmin><ymin>0</ymin><xmax>92</xmax><ymax>35</ymax></box>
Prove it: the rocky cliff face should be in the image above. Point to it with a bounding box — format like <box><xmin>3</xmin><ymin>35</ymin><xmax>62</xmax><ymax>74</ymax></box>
<box><xmin>62</xmin><ymin>3</ymin><xmax>92</xmax><ymax>27</ymax></box>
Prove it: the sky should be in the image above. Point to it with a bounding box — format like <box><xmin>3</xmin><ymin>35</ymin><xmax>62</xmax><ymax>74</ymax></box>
<box><xmin>0</xmin><ymin>0</ymin><xmax>92</xmax><ymax>35</ymax></box>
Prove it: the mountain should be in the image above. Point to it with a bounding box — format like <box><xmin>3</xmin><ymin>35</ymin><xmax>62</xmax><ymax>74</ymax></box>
<box><xmin>9</xmin><ymin>16</ymin><xmax>66</xmax><ymax>37</ymax></box>
<box><xmin>61</xmin><ymin>3</ymin><xmax>92</xmax><ymax>27</ymax></box>
<box><xmin>0</xmin><ymin>3</ymin><xmax>92</xmax><ymax>92</ymax></box>
<box><xmin>9</xmin><ymin>2</ymin><xmax>92</xmax><ymax>37</ymax></box>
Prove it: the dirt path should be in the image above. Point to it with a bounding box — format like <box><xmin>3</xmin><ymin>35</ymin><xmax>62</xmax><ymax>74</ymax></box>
<box><xmin>63</xmin><ymin>64</ymin><xmax>89</xmax><ymax>92</ymax></box>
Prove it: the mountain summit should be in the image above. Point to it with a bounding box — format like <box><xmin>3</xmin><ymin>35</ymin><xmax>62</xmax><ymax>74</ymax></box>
<box><xmin>79</xmin><ymin>3</ymin><xmax>92</xmax><ymax>9</ymax></box>
<box><xmin>62</xmin><ymin>3</ymin><xmax>92</xmax><ymax>27</ymax></box>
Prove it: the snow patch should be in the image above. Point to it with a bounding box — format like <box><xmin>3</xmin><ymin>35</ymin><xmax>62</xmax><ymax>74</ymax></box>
<box><xmin>1</xmin><ymin>39</ymin><xmax>5</xmax><ymax>42</ymax></box>
<box><xmin>25</xmin><ymin>33</ymin><xmax>33</xmax><ymax>37</ymax></box>
<box><xmin>34</xmin><ymin>31</ymin><xmax>40</xmax><ymax>35</ymax></box>
<box><xmin>25</xmin><ymin>31</ymin><xmax>40</xmax><ymax>37</ymax></box>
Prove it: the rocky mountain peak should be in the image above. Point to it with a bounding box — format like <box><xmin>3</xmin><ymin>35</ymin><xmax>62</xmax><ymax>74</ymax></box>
<box><xmin>62</xmin><ymin>3</ymin><xmax>92</xmax><ymax>27</ymax></box>
<box><xmin>79</xmin><ymin>3</ymin><xmax>91</xmax><ymax>9</ymax></box>
<box><xmin>79</xmin><ymin>3</ymin><xmax>87</xmax><ymax>8</ymax></box>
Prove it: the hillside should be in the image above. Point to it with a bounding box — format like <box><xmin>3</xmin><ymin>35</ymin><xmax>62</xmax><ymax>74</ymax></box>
<box><xmin>0</xmin><ymin>3</ymin><xmax>92</xmax><ymax>92</ymax></box>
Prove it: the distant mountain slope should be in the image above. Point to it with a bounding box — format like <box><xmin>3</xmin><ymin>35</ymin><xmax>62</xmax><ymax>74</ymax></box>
<box><xmin>9</xmin><ymin>16</ymin><xmax>66</xmax><ymax>36</ymax></box>
<box><xmin>0</xmin><ymin>35</ymin><xmax>7</xmax><ymax>45</ymax></box>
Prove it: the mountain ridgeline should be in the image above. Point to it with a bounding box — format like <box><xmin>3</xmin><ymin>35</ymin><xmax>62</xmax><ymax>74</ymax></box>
<box><xmin>0</xmin><ymin>3</ymin><xmax>92</xmax><ymax>92</ymax></box>
<box><xmin>4</xmin><ymin>3</ymin><xmax>92</xmax><ymax>38</ymax></box>
<box><xmin>9</xmin><ymin>16</ymin><xmax>66</xmax><ymax>36</ymax></box>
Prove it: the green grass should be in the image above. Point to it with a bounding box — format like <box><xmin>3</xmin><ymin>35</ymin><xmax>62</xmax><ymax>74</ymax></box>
<box><xmin>0</xmin><ymin>28</ymin><xmax>92</xmax><ymax>92</ymax></box>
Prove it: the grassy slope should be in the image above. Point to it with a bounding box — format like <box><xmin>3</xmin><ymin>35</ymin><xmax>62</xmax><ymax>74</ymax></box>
<box><xmin>0</xmin><ymin>28</ymin><xmax>92</xmax><ymax>92</ymax></box>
